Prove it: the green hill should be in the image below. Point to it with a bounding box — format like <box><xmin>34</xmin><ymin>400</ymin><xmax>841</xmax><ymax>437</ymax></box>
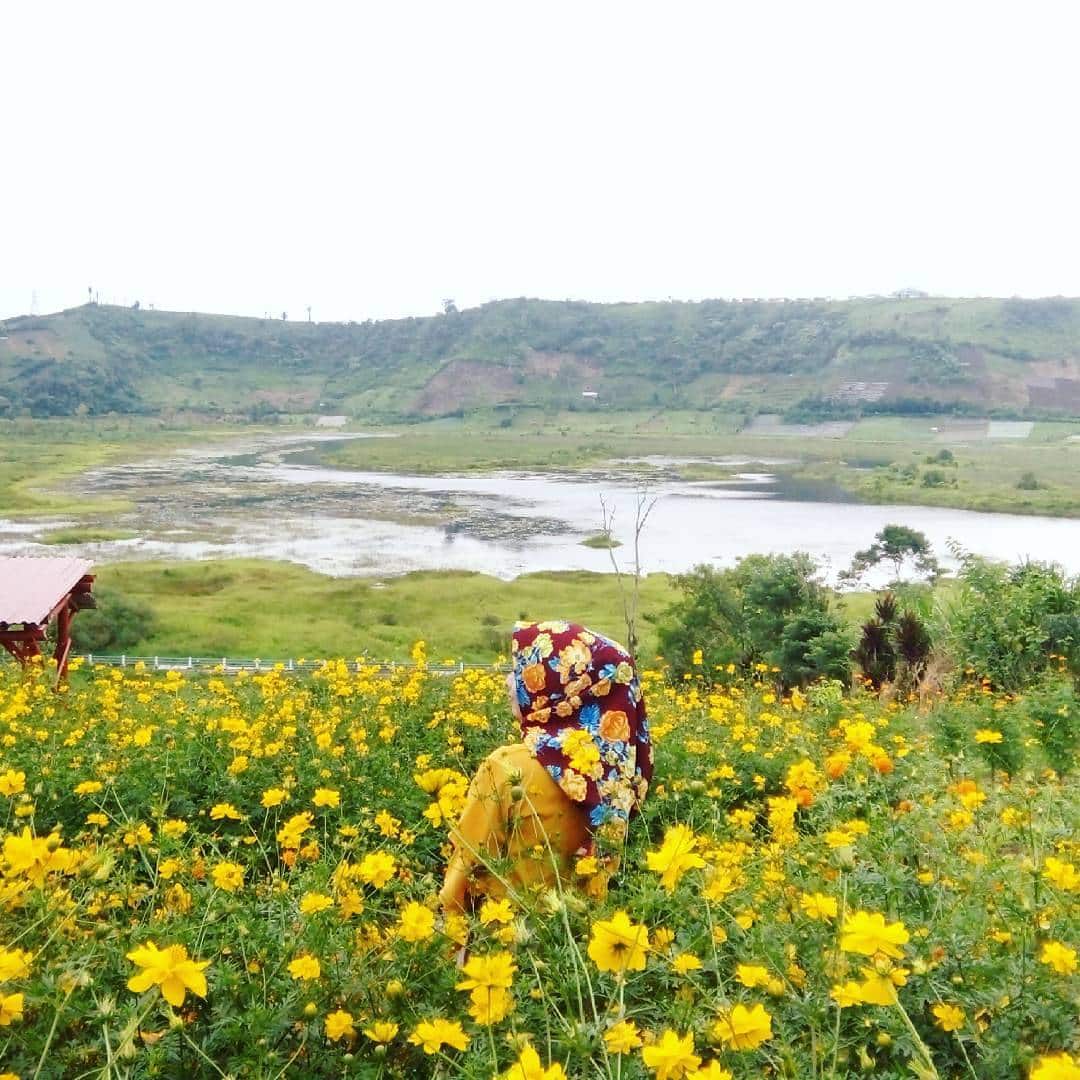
<box><xmin>3</xmin><ymin>295</ymin><xmax>1080</xmax><ymax>420</ymax></box>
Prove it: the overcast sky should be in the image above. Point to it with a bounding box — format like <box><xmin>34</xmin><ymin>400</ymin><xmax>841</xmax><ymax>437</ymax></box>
<box><xmin>3</xmin><ymin>1</ymin><xmax>1078</xmax><ymax>322</ymax></box>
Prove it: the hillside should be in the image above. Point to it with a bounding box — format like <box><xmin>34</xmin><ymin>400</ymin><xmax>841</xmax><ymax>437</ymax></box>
<box><xmin>3</xmin><ymin>295</ymin><xmax>1080</xmax><ymax>420</ymax></box>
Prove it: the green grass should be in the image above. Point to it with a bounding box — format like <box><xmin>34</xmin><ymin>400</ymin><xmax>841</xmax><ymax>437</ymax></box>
<box><xmin>41</xmin><ymin>526</ymin><xmax>138</xmax><ymax>545</ymax></box>
<box><xmin>90</xmin><ymin>560</ymin><xmax>679</xmax><ymax>662</ymax></box>
<box><xmin>579</xmin><ymin>533</ymin><xmax>621</xmax><ymax>549</ymax></box>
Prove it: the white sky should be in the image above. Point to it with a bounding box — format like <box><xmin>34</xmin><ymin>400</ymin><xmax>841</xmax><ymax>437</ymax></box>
<box><xmin>3</xmin><ymin>0</ymin><xmax>1079</xmax><ymax>322</ymax></box>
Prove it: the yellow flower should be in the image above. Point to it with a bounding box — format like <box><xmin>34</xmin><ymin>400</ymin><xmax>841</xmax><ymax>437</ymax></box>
<box><xmin>261</xmin><ymin>787</ymin><xmax>288</xmax><ymax>808</ymax></box>
<box><xmin>299</xmin><ymin>891</ymin><xmax>334</xmax><ymax>915</ymax></box>
<box><xmin>642</xmin><ymin>1029</ymin><xmax>701</xmax><ymax>1080</ymax></box>
<box><xmin>74</xmin><ymin>780</ymin><xmax>103</xmax><ymax>795</ymax></box>
<box><xmin>799</xmin><ymin>892</ymin><xmax>838</xmax><ymax>921</ymax></box>
<box><xmin>85</xmin><ymin>813</ymin><xmax>109</xmax><ymax>827</ymax></box>
<box><xmin>501</xmin><ymin>1043</ymin><xmax>568</xmax><ymax>1080</ymax></box>
<box><xmin>209</xmin><ymin>802</ymin><xmax>242</xmax><ymax>821</ymax></box>
<box><xmin>711</xmin><ymin>1003</ymin><xmax>773</xmax><ymax>1050</ymax></box>
<box><xmin>0</xmin><ymin>770</ymin><xmax>26</xmax><ymax>796</ymax></box>
<box><xmin>604</xmin><ymin>1019</ymin><xmax>643</xmax><ymax>1054</ymax></box>
<box><xmin>312</xmin><ymin>788</ymin><xmax>340</xmax><ymax>808</ymax></box>
<box><xmin>931</xmin><ymin>1003</ymin><xmax>965</xmax><ymax>1032</ymax></box>
<box><xmin>831</xmin><ymin>981</ymin><xmax>864</xmax><ymax>1008</ymax></box>
<box><xmin>397</xmin><ymin>901</ymin><xmax>435</xmax><ymax>942</ymax></box>
<box><xmin>287</xmin><ymin>954</ymin><xmax>321</xmax><ymax>981</ymax></box>
<box><xmin>974</xmin><ymin>729</ymin><xmax>1003</xmax><ymax>743</ymax></box>
<box><xmin>587</xmin><ymin>910</ymin><xmax>650</xmax><ymax>974</ymax></box>
<box><xmin>839</xmin><ymin>911</ymin><xmax>909</xmax><ymax>959</ymax></box>
<box><xmin>363</xmin><ymin>1020</ymin><xmax>399</xmax><ymax>1042</ymax></box>
<box><xmin>672</xmin><ymin>952</ymin><xmax>703</xmax><ymax>976</ymax></box>
<box><xmin>0</xmin><ymin>948</ymin><xmax>31</xmax><ymax>981</ymax></box>
<box><xmin>734</xmin><ymin>963</ymin><xmax>770</xmax><ymax>989</ymax></box>
<box><xmin>357</xmin><ymin>851</ymin><xmax>397</xmax><ymax>888</ymax></box>
<box><xmin>1031</xmin><ymin>1052</ymin><xmax>1080</xmax><ymax>1080</ymax></box>
<box><xmin>161</xmin><ymin>819</ymin><xmax>188</xmax><ymax>838</ymax></box>
<box><xmin>1043</xmin><ymin>857</ymin><xmax>1080</xmax><ymax>892</ymax></box>
<box><xmin>324</xmin><ymin>1009</ymin><xmax>355</xmax><ymax>1041</ymax></box>
<box><xmin>0</xmin><ymin>991</ymin><xmax>23</xmax><ymax>1026</ymax></box>
<box><xmin>479</xmin><ymin>897</ymin><xmax>515</xmax><ymax>925</ymax></box>
<box><xmin>210</xmin><ymin>861</ymin><xmax>244</xmax><ymax>893</ymax></box>
<box><xmin>277</xmin><ymin>811</ymin><xmax>314</xmax><ymax>848</ymax></box>
<box><xmin>467</xmin><ymin>985</ymin><xmax>514</xmax><ymax>1025</ymax></box>
<box><xmin>408</xmin><ymin>1018</ymin><xmax>469</xmax><ymax>1054</ymax></box>
<box><xmin>3</xmin><ymin>828</ymin><xmax>73</xmax><ymax>887</ymax></box>
<box><xmin>1039</xmin><ymin>941</ymin><xmax>1077</xmax><ymax>975</ymax></box>
<box><xmin>687</xmin><ymin>1066</ymin><xmax>732</xmax><ymax>1080</ymax></box>
<box><xmin>126</xmin><ymin>942</ymin><xmax>209</xmax><ymax>1008</ymax></box>
<box><xmin>645</xmin><ymin>825</ymin><xmax>706</xmax><ymax>892</ymax></box>
<box><xmin>374</xmin><ymin>810</ymin><xmax>400</xmax><ymax>837</ymax></box>
<box><xmin>455</xmin><ymin>951</ymin><xmax>516</xmax><ymax>992</ymax></box>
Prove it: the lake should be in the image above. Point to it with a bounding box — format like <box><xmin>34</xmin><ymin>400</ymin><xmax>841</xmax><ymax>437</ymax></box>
<box><xmin>1</xmin><ymin>432</ymin><xmax>1078</xmax><ymax>581</ymax></box>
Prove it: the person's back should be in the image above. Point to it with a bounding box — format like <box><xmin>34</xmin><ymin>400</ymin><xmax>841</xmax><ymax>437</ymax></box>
<box><xmin>440</xmin><ymin>620</ymin><xmax>652</xmax><ymax>914</ymax></box>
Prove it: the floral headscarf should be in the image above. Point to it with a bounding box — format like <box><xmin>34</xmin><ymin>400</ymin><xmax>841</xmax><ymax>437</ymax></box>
<box><xmin>511</xmin><ymin>620</ymin><xmax>652</xmax><ymax>843</ymax></box>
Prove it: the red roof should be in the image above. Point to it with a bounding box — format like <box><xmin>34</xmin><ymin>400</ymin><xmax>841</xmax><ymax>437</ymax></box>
<box><xmin>0</xmin><ymin>557</ymin><xmax>93</xmax><ymax>625</ymax></box>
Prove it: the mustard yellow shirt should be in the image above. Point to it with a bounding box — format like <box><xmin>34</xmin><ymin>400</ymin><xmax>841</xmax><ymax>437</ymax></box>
<box><xmin>440</xmin><ymin>743</ymin><xmax>590</xmax><ymax>913</ymax></box>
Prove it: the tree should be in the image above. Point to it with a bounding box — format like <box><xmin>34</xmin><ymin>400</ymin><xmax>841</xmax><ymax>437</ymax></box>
<box><xmin>654</xmin><ymin>553</ymin><xmax>852</xmax><ymax>686</ymax></box>
<box><xmin>842</xmin><ymin>524</ymin><xmax>939</xmax><ymax>586</ymax></box>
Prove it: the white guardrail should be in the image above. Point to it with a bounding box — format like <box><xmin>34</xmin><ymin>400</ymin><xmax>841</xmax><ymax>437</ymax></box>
<box><xmin>70</xmin><ymin>654</ymin><xmax>497</xmax><ymax>676</ymax></box>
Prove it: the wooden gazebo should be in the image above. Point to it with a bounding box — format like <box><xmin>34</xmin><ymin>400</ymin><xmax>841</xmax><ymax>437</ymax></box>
<box><xmin>0</xmin><ymin>557</ymin><xmax>95</xmax><ymax>681</ymax></box>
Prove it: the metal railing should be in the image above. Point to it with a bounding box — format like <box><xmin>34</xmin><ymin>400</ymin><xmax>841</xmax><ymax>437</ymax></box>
<box><xmin>69</xmin><ymin>654</ymin><xmax>498</xmax><ymax>676</ymax></box>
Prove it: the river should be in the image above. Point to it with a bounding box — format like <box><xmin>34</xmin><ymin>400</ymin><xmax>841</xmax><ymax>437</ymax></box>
<box><xmin>1</xmin><ymin>432</ymin><xmax>1078</xmax><ymax>581</ymax></box>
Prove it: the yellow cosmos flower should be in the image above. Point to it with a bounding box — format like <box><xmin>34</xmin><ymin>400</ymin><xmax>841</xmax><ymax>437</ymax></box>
<box><xmin>831</xmin><ymin>981</ymin><xmax>864</xmax><ymax>1008</ymax></box>
<box><xmin>672</xmin><ymin>952</ymin><xmax>703</xmax><ymax>976</ymax></box>
<box><xmin>587</xmin><ymin>910</ymin><xmax>649</xmax><ymax>974</ymax></box>
<box><xmin>408</xmin><ymin>1018</ymin><xmax>469</xmax><ymax>1054</ymax></box>
<box><xmin>126</xmin><ymin>942</ymin><xmax>209</xmax><ymax>1008</ymax></box>
<box><xmin>1030</xmin><ymin>1052</ymin><xmax>1080</xmax><ymax>1080</ymax></box>
<box><xmin>324</xmin><ymin>1009</ymin><xmax>355</xmax><ymax>1041</ymax></box>
<box><xmin>209</xmin><ymin>803</ymin><xmax>242</xmax><ymax>821</ymax></box>
<box><xmin>363</xmin><ymin>1020</ymin><xmax>399</xmax><ymax>1042</ymax></box>
<box><xmin>479</xmin><ymin>897</ymin><xmax>515</xmax><ymax>925</ymax></box>
<box><xmin>642</xmin><ymin>1029</ymin><xmax>701</xmax><ymax>1080</ymax></box>
<box><xmin>287</xmin><ymin>954</ymin><xmax>321</xmax><ymax>981</ymax></box>
<box><xmin>712</xmin><ymin>1003</ymin><xmax>773</xmax><ymax>1050</ymax></box>
<box><xmin>604</xmin><ymin>1019</ymin><xmax>643</xmax><ymax>1054</ymax></box>
<box><xmin>299</xmin><ymin>891</ymin><xmax>334</xmax><ymax>915</ymax></box>
<box><xmin>974</xmin><ymin>729</ymin><xmax>1003</xmax><ymax>743</ymax></box>
<box><xmin>645</xmin><ymin>825</ymin><xmax>706</xmax><ymax>892</ymax></box>
<box><xmin>932</xmin><ymin>1003</ymin><xmax>965</xmax><ymax>1032</ymax></box>
<box><xmin>799</xmin><ymin>892</ymin><xmax>838</xmax><ymax>920</ymax></box>
<box><xmin>74</xmin><ymin>780</ymin><xmax>103</xmax><ymax>795</ymax></box>
<box><xmin>839</xmin><ymin>911</ymin><xmax>909</xmax><ymax>959</ymax></box>
<box><xmin>0</xmin><ymin>948</ymin><xmax>31</xmax><ymax>981</ymax></box>
<box><xmin>1039</xmin><ymin>941</ymin><xmax>1077</xmax><ymax>975</ymax></box>
<box><xmin>1043</xmin><ymin>857</ymin><xmax>1080</xmax><ymax>892</ymax></box>
<box><xmin>210</xmin><ymin>861</ymin><xmax>244</xmax><ymax>893</ymax></box>
<box><xmin>397</xmin><ymin>901</ymin><xmax>435</xmax><ymax>942</ymax></box>
<box><xmin>0</xmin><ymin>770</ymin><xmax>26</xmax><ymax>796</ymax></box>
<box><xmin>501</xmin><ymin>1043</ymin><xmax>568</xmax><ymax>1079</ymax></box>
<box><xmin>261</xmin><ymin>787</ymin><xmax>288</xmax><ymax>808</ymax></box>
<box><xmin>357</xmin><ymin>851</ymin><xmax>397</xmax><ymax>888</ymax></box>
<box><xmin>0</xmin><ymin>991</ymin><xmax>24</xmax><ymax>1026</ymax></box>
<box><xmin>312</xmin><ymin>788</ymin><xmax>340</xmax><ymax>808</ymax></box>
<box><xmin>3</xmin><ymin>828</ymin><xmax>74</xmax><ymax>887</ymax></box>
<box><xmin>160</xmin><ymin>819</ymin><xmax>188</xmax><ymax>838</ymax></box>
<box><xmin>455</xmin><ymin>951</ymin><xmax>516</xmax><ymax>992</ymax></box>
<box><xmin>735</xmin><ymin>963</ymin><xmax>770</xmax><ymax>989</ymax></box>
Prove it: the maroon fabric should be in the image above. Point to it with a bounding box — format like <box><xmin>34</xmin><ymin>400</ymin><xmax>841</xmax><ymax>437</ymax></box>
<box><xmin>511</xmin><ymin>621</ymin><xmax>651</xmax><ymax>842</ymax></box>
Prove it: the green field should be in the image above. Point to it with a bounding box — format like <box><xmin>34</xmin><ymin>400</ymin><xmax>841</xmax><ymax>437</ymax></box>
<box><xmin>87</xmin><ymin>560</ymin><xmax>678</xmax><ymax>662</ymax></box>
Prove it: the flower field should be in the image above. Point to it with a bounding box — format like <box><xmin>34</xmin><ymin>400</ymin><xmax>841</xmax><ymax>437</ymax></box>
<box><xmin>0</xmin><ymin>650</ymin><xmax>1077</xmax><ymax>1079</ymax></box>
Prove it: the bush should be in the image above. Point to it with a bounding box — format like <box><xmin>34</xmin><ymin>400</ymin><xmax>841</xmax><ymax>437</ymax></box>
<box><xmin>70</xmin><ymin>589</ymin><xmax>157</xmax><ymax>653</ymax></box>
<box><xmin>937</xmin><ymin>555</ymin><xmax>1080</xmax><ymax>690</ymax></box>
<box><xmin>655</xmin><ymin>553</ymin><xmax>852</xmax><ymax>686</ymax></box>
